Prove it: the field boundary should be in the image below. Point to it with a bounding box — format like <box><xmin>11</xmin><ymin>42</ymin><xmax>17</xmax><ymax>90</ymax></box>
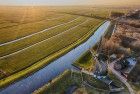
<box><xmin>0</xmin><ymin>20</ymin><xmax>106</xmax><ymax>89</ymax></box>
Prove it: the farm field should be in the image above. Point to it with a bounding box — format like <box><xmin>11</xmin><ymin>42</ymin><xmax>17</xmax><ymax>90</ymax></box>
<box><xmin>52</xmin><ymin>6</ymin><xmax>130</xmax><ymax>18</ymax></box>
<box><xmin>0</xmin><ymin>14</ymin><xmax>76</xmax><ymax>43</ymax></box>
<box><xmin>0</xmin><ymin>6</ymin><xmax>132</xmax><ymax>90</ymax></box>
<box><xmin>0</xmin><ymin>16</ymin><xmax>86</xmax><ymax>57</ymax></box>
<box><xmin>0</xmin><ymin>12</ymin><xmax>103</xmax><ymax>80</ymax></box>
<box><xmin>0</xmin><ymin>6</ymin><xmax>129</xmax><ymax>44</ymax></box>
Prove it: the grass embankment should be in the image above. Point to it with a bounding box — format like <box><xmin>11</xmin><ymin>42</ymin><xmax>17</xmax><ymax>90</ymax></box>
<box><xmin>0</xmin><ymin>14</ymin><xmax>76</xmax><ymax>43</ymax></box>
<box><xmin>73</xmin><ymin>50</ymin><xmax>95</xmax><ymax>70</ymax></box>
<box><xmin>0</xmin><ymin>16</ymin><xmax>86</xmax><ymax>56</ymax></box>
<box><xmin>33</xmin><ymin>70</ymin><xmax>82</xmax><ymax>94</ymax></box>
<box><xmin>73</xmin><ymin>87</ymin><xmax>109</xmax><ymax>94</ymax></box>
<box><xmin>33</xmin><ymin>70</ymin><xmax>109</xmax><ymax>94</ymax></box>
<box><xmin>0</xmin><ymin>19</ymin><xmax>104</xmax><ymax>88</ymax></box>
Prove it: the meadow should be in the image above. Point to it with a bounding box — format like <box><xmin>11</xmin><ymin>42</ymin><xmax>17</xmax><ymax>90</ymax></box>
<box><xmin>0</xmin><ymin>16</ymin><xmax>86</xmax><ymax>56</ymax></box>
<box><xmin>0</xmin><ymin>14</ymin><xmax>76</xmax><ymax>43</ymax></box>
<box><xmin>73</xmin><ymin>50</ymin><xmax>94</xmax><ymax>70</ymax></box>
<box><xmin>52</xmin><ymin>6</ymin><xmax>130</xmax><ymax>18</ymax></box>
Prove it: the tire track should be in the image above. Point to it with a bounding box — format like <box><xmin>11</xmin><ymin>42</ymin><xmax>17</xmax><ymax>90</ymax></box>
<box><xmin>0</xmin><ymin>16</ymin><xmax>78</xmax><ymax>46</ymax></box>
<box><xmin>0</xmin><ymin>19</ymin><xmax>89</xmax><ymax>59</ymax></box>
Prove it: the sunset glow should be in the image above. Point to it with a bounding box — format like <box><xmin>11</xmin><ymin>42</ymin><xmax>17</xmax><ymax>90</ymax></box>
<box><xmin>0</xmin><ymin>0</ymin><xmax>140</xmax><ymax>6</ymax></box>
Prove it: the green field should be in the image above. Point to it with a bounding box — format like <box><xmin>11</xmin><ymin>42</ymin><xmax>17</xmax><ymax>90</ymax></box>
<box><xmin>0</xmin><ymin>17</ymin><xmax>103</xmax><ymax>79</ymax></box>
<box><xmin>73</xmin><ymin>51</ymin><xmax>94</xmax><ymax>70</ymax></box>
<box><xmin>0</xmin><ymin>16</ymin><xmax>86</xmax><ymax>56</ymax></box>
<box><xmin>0</xmin><ymin>6</ymin><xmax>66</xmax><ymax>28</ymax></box>
<box><xmin>0</xmin><ymin>14</ymin><xmax>76</xmax><ymax>43</ymax></box>
<box><xmin>53</xmin><ymin>6</ymin><xmax>129</xmax><ymax>19</ymax></box>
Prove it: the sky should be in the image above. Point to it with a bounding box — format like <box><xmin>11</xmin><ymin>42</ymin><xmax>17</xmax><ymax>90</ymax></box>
<box><xmin>0</xmin><ymin>0</ymin><xmax>140</xmax><ymax>6</ymax></box>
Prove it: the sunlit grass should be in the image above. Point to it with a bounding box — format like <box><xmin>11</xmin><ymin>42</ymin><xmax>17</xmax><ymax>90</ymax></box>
<box><xmin>0</xmin><ymin>14</ymin><xmax>75</xmax><ymax>43</ymax></box>
<box><xmin>73</xmin><ymin>51</ymin><xmax>95</xmax><ymax>70</ymax></box>
<box><xmin>0</xmin><ymin>15</ymin><xmax>83</xmax><ymax>57</ymax></box>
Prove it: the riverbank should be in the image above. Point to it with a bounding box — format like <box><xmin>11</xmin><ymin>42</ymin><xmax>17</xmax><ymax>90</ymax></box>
<box><xmin>33</xmin><ymin>70</ymin><xmax>110</xmax><ymax>94</ymax></box>
<box><xmin>0</xmin><ymin>21</ymin><xmax>105</xmax><ymax>89</ymax></box>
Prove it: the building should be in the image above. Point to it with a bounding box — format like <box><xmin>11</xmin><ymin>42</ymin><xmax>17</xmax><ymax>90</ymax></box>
<box><xmin>114</xmin><ymin>57</ymin><xmax>137</xmax><ymax>78</ymax></box>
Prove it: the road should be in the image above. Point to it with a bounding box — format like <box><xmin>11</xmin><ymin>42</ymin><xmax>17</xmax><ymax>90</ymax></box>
<box><xmin>0</xmin><ymin>19</ymin><xmax>88</xmax><ymax>59</ymax></box>
<box><xmin>108</xmin><ymin>61</ymin><xmax>135</xmax><ymax>94</ymax></box>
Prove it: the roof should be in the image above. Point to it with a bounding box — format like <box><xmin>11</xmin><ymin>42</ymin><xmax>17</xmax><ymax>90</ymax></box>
<box><xmin>126</xmin><ymin>58</ymin><xmax>137</xmax><ymax>66</ymax></box>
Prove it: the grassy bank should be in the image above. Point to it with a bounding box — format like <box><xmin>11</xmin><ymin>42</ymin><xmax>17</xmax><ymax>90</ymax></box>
<box><xmin>0</xmin><ymin>20</ymin><xmax>105</xmax><ymax>88</ymax></box>
<box><xmin>33</xmin><ymin>70</ymin><xmax>110</xmax><ymax>94</ymax></box>
<box><xmin>33</xmin><ymin>70</ymin><xmax>81</xmax><ymax>94</ymax></box>
<box><xmin>73</xmin><ymin>51</ymin><xmax>94</xmax><ymax>70</ymax></box>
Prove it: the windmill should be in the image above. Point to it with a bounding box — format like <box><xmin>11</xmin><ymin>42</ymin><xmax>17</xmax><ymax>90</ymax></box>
<box><xmin>89</xmin><ymin>37</ymin><xmax>125</xmax><ymax>92</ymax></box>
<box><xmin>89</xmin><ymin>36</ymin><xmax>108</xmax><ymax>77</ymax></box>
